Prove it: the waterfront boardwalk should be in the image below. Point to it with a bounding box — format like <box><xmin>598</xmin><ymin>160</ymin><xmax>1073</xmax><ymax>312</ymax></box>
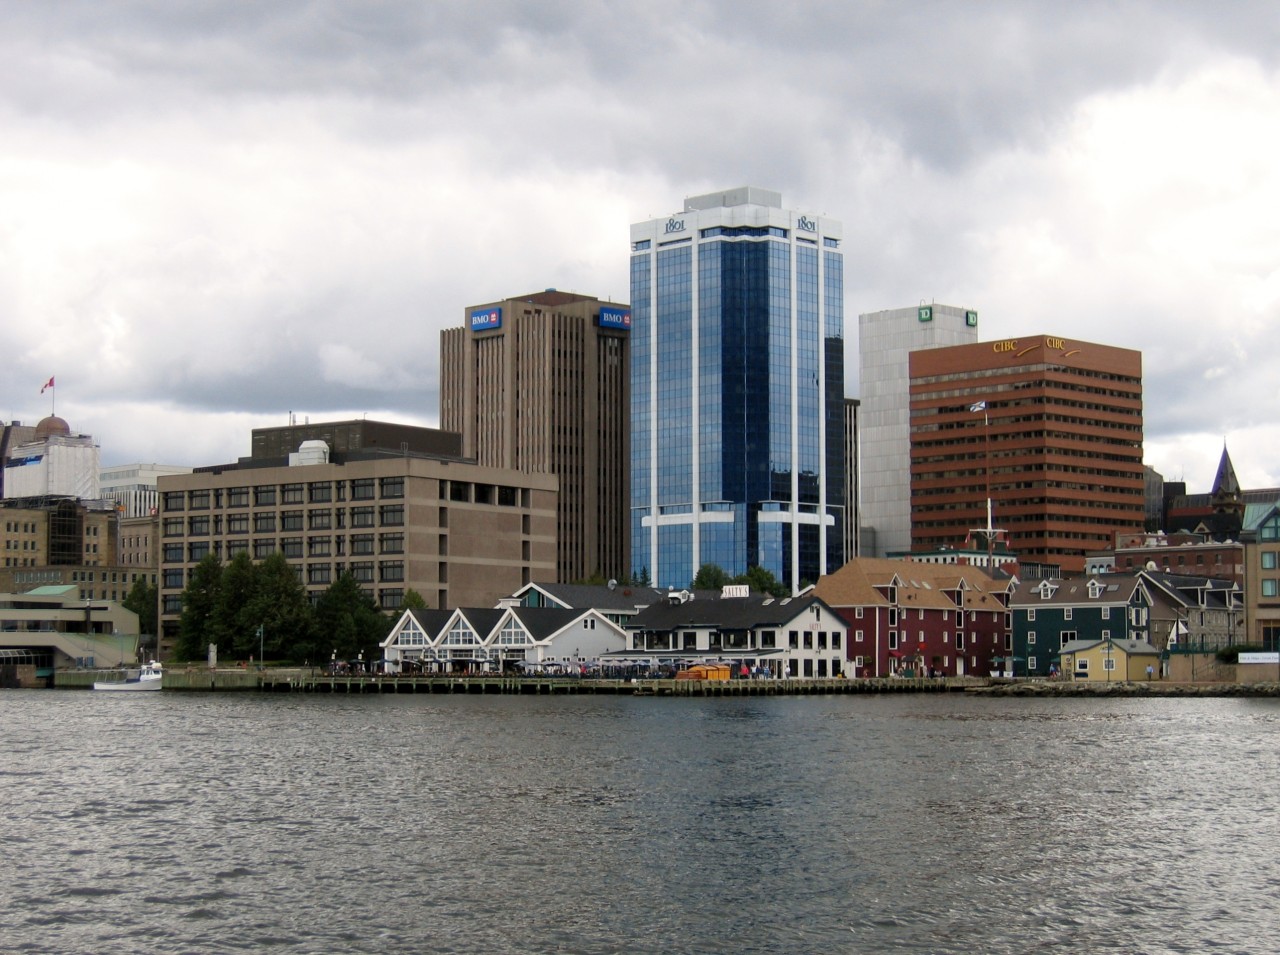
<box><xmin>241</xmin><ymin>670</ymin><xmax>975</xmax><ymax>696</ymax></box>
<box><xmin>55</xmin><ymin>668</ymin><xmax>1280</xmax><ymax>696</ymax></box>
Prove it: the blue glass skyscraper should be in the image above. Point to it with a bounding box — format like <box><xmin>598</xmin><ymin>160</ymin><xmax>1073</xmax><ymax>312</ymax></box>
<box><xmin>630</xmin><ymin>187</ymin><xmax>845</xmax><ymax>592</ymax></box>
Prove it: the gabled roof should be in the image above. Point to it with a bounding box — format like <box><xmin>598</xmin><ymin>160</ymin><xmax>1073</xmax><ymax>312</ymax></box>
<box><xmin>451</xmin><ymin>607</ymin><xmax>504</xmax><ymax>638</ymax></box>
<box><xmin>628</xmin><ymin>594</ymin><xmax>834</xmax><ymax>631</ymax></box>
<box><xmin>504</xmin><ymin>606</ymin><xmax>590</xmax><ymax>641</ymax></box>
<box><xmin>812</xmin><ymin>558</ymin><xmax>1005</xmax><ymax>612</ymax></box>
<box><xmin>1059</xmin><ymin>638</ymin><xmax>1160</xmax><ymax>656</ymax></box>
<box><xmin>1010</xmin><ymin>574</ymin><xmax>1143</xmax><ymax>607</ymax></box>
<box><xmin>509</xmin><ymin>581</ymin><xmax>665</xmax><ymax>612</ymax></box>
<box><xmin>403</xmin><ymin>608</ymin><xmax>455</xmax><ymax>634</ymax></box>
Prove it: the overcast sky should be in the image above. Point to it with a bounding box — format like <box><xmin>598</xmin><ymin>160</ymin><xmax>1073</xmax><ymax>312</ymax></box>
<box><xmin>3</xmin><ymin>1</ymin><xmax>1278</xmax><ymax>496</ymax></box>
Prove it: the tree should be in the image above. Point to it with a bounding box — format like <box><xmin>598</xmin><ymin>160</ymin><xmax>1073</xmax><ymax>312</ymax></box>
<box><xmin>692</xmin><ymin>563</ymin><xmax>732</xmax><ymax>591</ymax></box>
<box><xmin>176</xmin><ymin>554</ymin><xmax>223</xmax><ymax>661</ymax></box>
<box><xmin>630</xmin><ymin>566</ymin><xmax>652</xmax><ymax>587</ymax></box>
<box><xmin>217</xmin><ymin>552</ymin><xmax>259</xmax><ymax>657</ymax></box>
<box><xmin>247</xmin><ymin>552</ymin><xmax>315</xmax><ymax>662</ymax></box>
<box><xmin>401</xmin><ymin>588</ymin><xmax>428</xmax><ymax>610</ymax></box>
<box><xmin>122</xmin><ymin>577</ymin><xmax>158</xmax><ymax>644</ymax></box>
<box><xmin>740</xmin><ymin>565</ymin><xmax>789</xmax><ymax>598</ymax></box>
<box><xmin>316</xmin><ymin>573</ymin><xmax>388</xmax><ymax>664</ymax></box>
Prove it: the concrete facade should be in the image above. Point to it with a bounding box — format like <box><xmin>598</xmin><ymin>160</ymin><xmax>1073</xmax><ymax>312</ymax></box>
<box><xmin>156</xmin><ymin>439</ymin><xmax>558</xmax><ymax>659</ymax></box>
<box><xmin>1</xmin><ymin>498</ymin><xmax>118</xmax><ymax>570</ymax></box>
<box><xmin>857</xmin><ymin>304</ymin><xmax>980</xmax><ymax>558</ymax></box>
<box><xmin>441</xmin><ymin>290</ymin><xmax>630</xmax><ymax>585</ymax></box>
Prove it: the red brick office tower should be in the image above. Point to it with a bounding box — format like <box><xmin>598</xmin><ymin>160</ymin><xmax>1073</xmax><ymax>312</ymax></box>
<box><xmin>908</xmin><ymin>335</ymin><xmax>1144</xmax><ymax>574</ymax></box>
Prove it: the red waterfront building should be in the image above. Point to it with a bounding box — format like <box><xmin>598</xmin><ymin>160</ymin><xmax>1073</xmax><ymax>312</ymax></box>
<box><xmin>813</xmin><ymin>558</ymin><xmax>1014</xmax><ymax>678</ymax></box>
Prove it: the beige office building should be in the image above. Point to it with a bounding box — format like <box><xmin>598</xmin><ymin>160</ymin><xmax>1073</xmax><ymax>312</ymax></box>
<box><xmin>156</xmin><ymin>424</ymin><xmax>557</xmax><ymax>658</ymax></box>
<box><xmin>441</xmin><ymin>290</ymin><xmax>630</xmax><ymax>584</ymax></box>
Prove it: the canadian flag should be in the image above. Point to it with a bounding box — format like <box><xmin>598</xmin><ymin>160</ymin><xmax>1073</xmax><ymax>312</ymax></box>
<box><xmin>40</xmin><ymin>376</ymin><xmax>54</xmax><ymax>394</ymax></box>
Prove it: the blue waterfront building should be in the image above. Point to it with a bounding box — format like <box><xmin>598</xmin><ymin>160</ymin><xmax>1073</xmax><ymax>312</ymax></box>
<box><xmin>629</xmin><ymin>187</ymin><xmax>844</xmax><ymax>592</ymax></box>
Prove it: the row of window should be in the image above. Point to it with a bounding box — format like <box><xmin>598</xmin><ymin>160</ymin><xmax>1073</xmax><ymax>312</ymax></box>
<box><xmin>877</xmin><ymin>631</ymin><xmax>1011</xmax><ymax>651</ymax></box>
<box><xmin>631</xmin><ymin>630</ymin><xmax>842</xmax><ymax>652</ymax></box>
<box><xmin>162</xmin><ymin>478</ymin><xmax>405</xmax><ymax>512</ymax></box>
<box><xmin>163</xmin><ymin>505</ymin><xmax>405</xmax><ymax>537</ymax></box>
<box><xmin>161</xmin><ymin>532</ymin><xmax>405</xmax><ymax>565</ymax></box>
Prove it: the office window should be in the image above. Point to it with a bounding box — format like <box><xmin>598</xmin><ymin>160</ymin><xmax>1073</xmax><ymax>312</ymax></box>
<box><xmin>282</xmin><ymin>483</ymin><xmax>304</xmax><ymax>504</ymax></box>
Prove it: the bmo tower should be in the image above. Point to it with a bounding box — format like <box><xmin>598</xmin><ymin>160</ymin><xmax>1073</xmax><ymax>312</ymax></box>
<box><xmin>629</xmin><ymin>187</ymin><xmax>845</xmax><ymax>592</ymax></box>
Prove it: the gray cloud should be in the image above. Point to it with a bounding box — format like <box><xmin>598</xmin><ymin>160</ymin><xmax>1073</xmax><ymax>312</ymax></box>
<box><xmin>2</xmin><ymin>0</ymin><xmax>1279</xmax><ymax>490</ymax></box>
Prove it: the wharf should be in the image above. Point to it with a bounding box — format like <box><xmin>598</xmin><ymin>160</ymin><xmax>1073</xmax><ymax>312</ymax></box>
<box><xmin>254</xmin><ymin>671</ymin><xmax>979</xmax><ymax>695</ymax></box>
<box><xmin>60</xmin><ymin>667</ymin><xmax>979</xmax><ymax>695</ymax></box>
<box><xmin>59</xmin><ymin>669</ymin><xmax>1280</xmax><ymax>696</ymax></box>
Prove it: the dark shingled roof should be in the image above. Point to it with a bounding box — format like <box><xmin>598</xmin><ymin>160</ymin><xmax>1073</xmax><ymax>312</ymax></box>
<box><xmin>628</xmin><ymin>594</ymin><xmax>830</xmax><ymax>631</ymax></box>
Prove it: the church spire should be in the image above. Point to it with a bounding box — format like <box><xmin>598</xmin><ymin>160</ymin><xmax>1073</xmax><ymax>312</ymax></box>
<box><xmin>1211</xmin><ymin>442</ymin><xmax>1242</xmax><ymax>513</ymax></box>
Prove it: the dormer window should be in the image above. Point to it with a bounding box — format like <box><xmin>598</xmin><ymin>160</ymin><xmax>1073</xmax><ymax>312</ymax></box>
<box><xmin>1087</xmin><ymin>580</ymin><xmax>1104</xmax><ymax>599</ymax></box>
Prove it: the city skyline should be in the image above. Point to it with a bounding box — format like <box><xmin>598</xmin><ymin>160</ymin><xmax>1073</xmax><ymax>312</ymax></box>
<box><xmin>3</xmin><ymin>3</ymin><xmax>1278</xmax><ymax>496</ymax></box>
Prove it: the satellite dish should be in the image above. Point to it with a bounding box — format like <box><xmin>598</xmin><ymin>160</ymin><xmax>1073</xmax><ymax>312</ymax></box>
<box><xmin>607</xmin><ymin>579</ymin><xmax>617</xmax><ymax>591</ymax></box>
<box><xmin>1146</xmin><ymin>560</ymin><xmax>1157</xmax><ymax>571</ymax></box>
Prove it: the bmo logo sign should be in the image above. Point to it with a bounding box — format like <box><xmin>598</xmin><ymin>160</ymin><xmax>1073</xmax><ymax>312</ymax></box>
<box><xmin>470</xmin><ymin>307</ymin><xmax>503</xmax><ymax>332</ymax></box>
<box><xmin>598</xmin><ymin>306</ymin><xmax>631</xmax><ymax>330</ymax></box>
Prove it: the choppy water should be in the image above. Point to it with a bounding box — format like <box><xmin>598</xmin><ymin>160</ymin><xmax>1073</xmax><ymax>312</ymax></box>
<box><xmin>2</xmin><ymin>691</ymin><xmax>1278</xmax><ymax>954</ymax></box>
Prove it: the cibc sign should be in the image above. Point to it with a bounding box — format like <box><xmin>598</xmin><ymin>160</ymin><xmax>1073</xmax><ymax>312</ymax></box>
<box><xmin>598</xmin><ymin>306</ymin><xmax>631</xmax><ymax>330</ymax></box>
<box><xmin>470</xmin><ymin>307</ymin><xmax>503</xmax><ymax>332</ymax></box>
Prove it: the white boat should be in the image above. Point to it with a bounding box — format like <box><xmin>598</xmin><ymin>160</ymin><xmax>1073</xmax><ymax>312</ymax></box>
<box><xmin>93</xmin><ymin>661</ymin><xmax>164</xmax><ymax>691</ymax></box>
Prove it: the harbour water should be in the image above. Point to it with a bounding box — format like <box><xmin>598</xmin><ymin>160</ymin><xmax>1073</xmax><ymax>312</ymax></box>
<box><xmin>2</xmin><ymin>691</ymin><xmax>1279</xmax><ymax>953</ymax></box>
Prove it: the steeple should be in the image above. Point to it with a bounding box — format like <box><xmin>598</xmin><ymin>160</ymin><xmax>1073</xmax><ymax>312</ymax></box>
<box><xmin>1211</xmin><ymin>442</ymin><xmax>1242</xmax><ymax>515</ymax></box>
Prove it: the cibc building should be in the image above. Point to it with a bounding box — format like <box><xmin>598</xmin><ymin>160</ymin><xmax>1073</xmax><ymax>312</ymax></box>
<box><xmin>155</xmin><ymin>420</ymin><xmax>556</xmax><ymax>658</ymax></box>
<box><xmin>909</xmin><ymin>335</ymin><xmax>1144</xmax><ymax>574</ymax></box>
